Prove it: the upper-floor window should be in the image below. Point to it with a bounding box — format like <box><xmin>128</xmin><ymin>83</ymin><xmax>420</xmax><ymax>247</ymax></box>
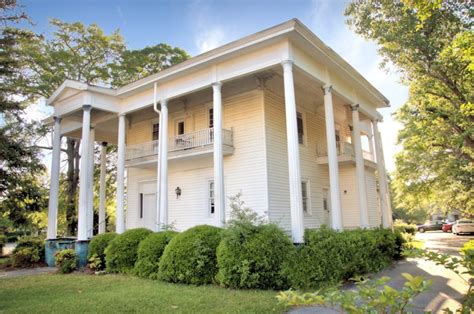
<box><xmin>209</xmin><ymin>180</ymin><xmax>215</xmax><ymax>215</ymax></box>
<box><xmin>209</xmin><ymin>108</ymin><xmax>214</xmax><ymax>128</ymax></box>
<box><xmin>139</xmin><ymin>193</ymin><xmax>144</xmax><ymax>219</ymax></box>
<box><xmin>177</xmin><ymin>120</ymin><xmax>185</xmax><ymax>135</ymax></box>
<box><xmin>302</xmin><ymin>180</ymin><xmax>309</xmax><ymax>213</ymax></box>
<box><xmin>297</xmin><ymin>112</ymin><xmax>304</xmax><ymax>144</ymax></box>
<box><xmin>152</xmin><ymin>123</ymin><xmax>160</xmax><ymax>141</ymax></box>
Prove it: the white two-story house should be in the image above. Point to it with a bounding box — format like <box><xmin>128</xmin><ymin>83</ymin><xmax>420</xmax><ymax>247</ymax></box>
<box><xmin>45</xmin><ymin>19</ymin><xmax>392</xmax><ymax>248</ymax></box>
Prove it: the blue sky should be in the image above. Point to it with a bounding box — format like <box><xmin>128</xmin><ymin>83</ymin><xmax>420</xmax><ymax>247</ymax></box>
<box><xmin>22</xmin><ymin>0</ymin><xmax>407</xmax><ymax>171</ymax></box>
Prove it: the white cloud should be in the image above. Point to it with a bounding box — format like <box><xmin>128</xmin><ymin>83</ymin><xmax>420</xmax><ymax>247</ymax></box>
<box><xmin>195</xmin><ymin>27</ymin><xmax>226</xmax><ymax>53</ymax></box>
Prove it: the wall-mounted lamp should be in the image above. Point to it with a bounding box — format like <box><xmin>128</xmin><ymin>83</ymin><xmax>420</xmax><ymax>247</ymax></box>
<box><xmin>175</xmin><ymin>186</ymin><xmax>182</xmax><ymax>199</ymax></box>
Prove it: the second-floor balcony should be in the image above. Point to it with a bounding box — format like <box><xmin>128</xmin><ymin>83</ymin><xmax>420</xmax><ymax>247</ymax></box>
<box><xmin>316</xmin><ymin>141</ymin><xmax>376</xmax><ymax>167</ymax></box>
<box><xmin>125</xmin><ymin>128</ymin><xmax>234</xmax><ymax>167</ymax></box>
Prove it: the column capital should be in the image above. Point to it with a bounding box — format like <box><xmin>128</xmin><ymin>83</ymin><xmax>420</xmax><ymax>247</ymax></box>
<box><xmin>118</xmin><ymin>112</ymin><xmax>126</xmax><ymax>117</ymax></box>
<box><xmin>351</xmin><ymin>104</ymin><xmax>360</xmax><ymax>111</ymax></box>
<box><xmin>53</xmin><ymin>116</ymin><xmax>62</xmax><ymax>123</ymax></box>
<box><xmin>211</xmin><ymin>82</ymin><xmax>222</xmax><ymax>89</ymax></box>
<box><xmin>83</xmin><ymin>104</ymin><xmax>92</xmax><ymax>111</ymax></box>
<box><xmin>281</xmin><ymin>59</ymin><xmax>293</xmax><ymax>71</ymax></box>
<box><xmin>322</xmin><ymin>84</ymin><xmax>332</xmax><ymax>95</ymax></box>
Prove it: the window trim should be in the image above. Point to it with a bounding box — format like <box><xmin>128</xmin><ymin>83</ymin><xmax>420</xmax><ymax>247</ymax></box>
<box><xmin>301</xmin><ymin>179</ymin><xmax>311</xmax><ymax>215</ymax></box>
<box><xmin>296</xmin><ymin>111</ymin><xmax>307</xmax><ymax>146</ymax></box>
<box><xmin>207</xmin><ymin>179</ymin><xmax>215</xmax><ymax>217</ymax></box>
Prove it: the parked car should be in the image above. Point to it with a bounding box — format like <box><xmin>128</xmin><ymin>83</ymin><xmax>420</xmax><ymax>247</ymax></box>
<box><xmin>417</xmin><ymin>221</ymin><xmax>444</xmax><ymax>233</ymax></box>
<box><xmin>442</xmin><ymin>222</ymin><xmax>454</xmax><ymax>232</ymax></box>
<box><xmin>452</xmin><ymin>220</ymin><xmax>474</xmax><ymax>235</ymax></box>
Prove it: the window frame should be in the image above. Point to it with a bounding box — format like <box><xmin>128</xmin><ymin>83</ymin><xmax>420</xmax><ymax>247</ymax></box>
<box><xmin>208</xmin><ymin>179</ymin><xmax>215</xmax><ymax>216</ymax></box>
<box><xmin>301</xmin><ymin>179</ymin><xmax>311</xmax><ymax>215</ymax></box>
<box><xmin>296</xmin><ymin>111</ymin><xmax>307</xmax><ymax>145</ymax></box>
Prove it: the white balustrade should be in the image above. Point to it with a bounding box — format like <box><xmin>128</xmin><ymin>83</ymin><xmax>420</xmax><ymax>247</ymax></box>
<box><xmin>125</xmin><ymin>128</ymin><xmax>233</xmax><ymax>160</ymax></box>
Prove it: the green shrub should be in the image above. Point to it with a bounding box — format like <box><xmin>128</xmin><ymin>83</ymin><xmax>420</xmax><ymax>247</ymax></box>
<box><xmin>394</xmin><ymin>220</ymin><xmax>417</xmax><ymax>235</ymax></box>
<box><xmin>283</xmin><ymin>227</ymin><xmax>400</xmax><ymax>290</ymax></box>
<box><xmin>11</xmin><ymin>247</ymin><xmax>40</xmax><ymax>267</ymax></box>
<box><xmin>88</xmin><ymin>232</ymin><xmax>117</xmax><ymax>270</ymax></box>
<box><xmin>105</xmin><ymin>228</ymin><xmax>152</xmax><ymax>273</ymax></box>
<box><xmin>0</xmin><ymin>234</ymin><xmax>6</xmax><ymax>256</ymax></box>
<box><xmin>216</xmin><ymin>223</ymin><xmax>294</xmax><ymax>289</ymax></box>
<box><xmin>159</xmin><ymin>225</ymin><xmax>222</xmax><ymax>285</ymax></box>
<box><xmin>11</xmin><ymin>237</ymin><xmax>44</xmax><ymax>267</ymax></box>
<box><xmin>134</xmin><ymin>231</ymin><xmax>178</xmax><ymax>279</ymax></box>
<box><xmin>55</xmin><ymin>249</ymin><xmax>77</xmax><ymax>274</ymax></box>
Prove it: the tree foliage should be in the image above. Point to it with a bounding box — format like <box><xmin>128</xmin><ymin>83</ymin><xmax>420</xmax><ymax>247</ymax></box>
<box><xmin>345</xmin><ymin>0</ymin><xmax>473</xmax><ymax>216</ymax></box>
<box><xmin>0</xmin><ymin>0</ymin><xmax>48</xmax><ymax>228</ymax></box>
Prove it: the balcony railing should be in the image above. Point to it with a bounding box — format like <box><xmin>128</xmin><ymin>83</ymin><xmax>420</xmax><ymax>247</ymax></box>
<box><xmin>316</xmin><ymin>141</ymin><xmax>374</xmax><ymax>162</ymax></box>
<box><xmin>125</xmin><ymin>128</ymin><xmax>233</xmax><ymax>161</ymax></box>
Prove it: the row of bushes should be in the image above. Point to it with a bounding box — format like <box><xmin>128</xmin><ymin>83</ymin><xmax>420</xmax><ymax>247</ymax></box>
<box><xmin>84</xmin><ymin>222</ymin><xmax>403</xmax><ymax>290</ymax></box>
<box><xmin>393</xmin><ymin>220</ymin><xmax>417</xmax><ymax>235</ymax></box>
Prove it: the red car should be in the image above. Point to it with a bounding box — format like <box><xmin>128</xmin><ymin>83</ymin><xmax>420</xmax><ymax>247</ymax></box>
<box><xmin>442</xmin><ymin>222</ymin><xmax>453</xmax><ymax>232</ymax></box>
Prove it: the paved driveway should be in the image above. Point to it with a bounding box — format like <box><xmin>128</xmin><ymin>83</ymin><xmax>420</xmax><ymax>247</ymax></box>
<box><xmin>290</xmin><ymin>231</ymin><xmax>472</xmax><ymax>314</ymax></box>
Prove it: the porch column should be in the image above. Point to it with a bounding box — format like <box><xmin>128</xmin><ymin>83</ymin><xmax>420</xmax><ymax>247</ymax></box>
<box><xmin>159</xmin><ymin>100</ymin><xmax>169</xmax><ymax>227</ymax></box>
<box><xmin>86</xmin><ymin>127</ymin><xmax>95</xmax><ymax>238</ymax></box>
<box><xmin>98</xmin><ymin>142</ymin><xmax>107</xmax><ymax>234</ymax></box>
<box><xmin>281</xmin><ymin>60</ymin><xmax>304</xmax><ymax>243</ymax></box>
<box><xmin>116</xmin><ymin>113</ymin><xmax>126</xmax><ymax>234</ymax></box>
<box><xmin>351</xmin><ymin>105</ymin><xmax>369</xmax><ymax>228</ymax></box>
<box><xmin>212</xmin><ymin>82</ymin><xmax>225</xmax><ymax>227</ymax></box>
<box><xmin>373</xmin><ymin>120</ymin><xmax>392</xmax><ymax>228</ymax></box>
<box><xmin>78</xmin><ymin>105</ymin><xmax>92</xmax><ymax>241</ymax></box>
<box><xmin>323</xmin><ymin>85</ymin><xmax>343</xmax><ymax>230</ymax></box>
<box><xmin>47</xmin><ymin>116</ymin><xmax>62</xmax><ymax>239</ymax></box>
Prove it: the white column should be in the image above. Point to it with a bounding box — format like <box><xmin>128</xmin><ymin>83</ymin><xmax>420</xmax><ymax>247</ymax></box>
<box><xmin>212</xmin><ymin>82</ymin><xmax>226</xmax><ymax>227</ymax></box>
<box><xmin>47</xmin><ymin>116</ymin><xmax>62</xmax><ymax>239</ymax></box>
<box><xmin>323</xmin><ymin>85</ymin><xmax>343</xmax><ymax>230</ymax></box>
<box><xmin>159</xmin><ymin>100</ymin><xmax>169</xmax><ymax>227</ymax></box>
<box><xmin>78</xmin><ymin>105</ymin><xmax>92</xmax><ymax>241</ymax></box>
<box><xmin>351</xmin><ymin>105</ymin><xmax>369</xmax><ymax>228</ymax></box>
<box><xmin>281</xmin><ymin>60</ymin><xmax>304</xmax><ymax>243</ymax></box>
<box><xmin>155</xmin><ymin>113</ymin><xmax>162</xmax><ymax>231</ymax></box>
<box><xmin>98</xmin><ymin>142</ymin><xmax>107</xmax><ymax>234</ymax></box>
<box><xmin>373</xmin><ymin>120</ymin><xmax>392</xmax><ymax>228</ymax></box>
<box><xmin>86</xmin><ymin>128</ymin><xmax>95</xmax><ymax>238</ymax></box>
<box><xmin>116</xmin><ymin>114</ymin><xmax>126</xmax><ymax>234</ymax></box>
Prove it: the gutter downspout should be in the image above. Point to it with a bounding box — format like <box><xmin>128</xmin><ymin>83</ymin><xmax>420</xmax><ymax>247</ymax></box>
<box><xmin>153</xmin><ymin>82</ymin><xmax>162</xmax><ymax>232</ymax></box>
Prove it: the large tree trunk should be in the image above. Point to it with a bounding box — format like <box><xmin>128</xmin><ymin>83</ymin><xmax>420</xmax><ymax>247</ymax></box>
<box><xmin>65</xmin><ymin>137</ymin><xmax>80</xmax><ymax>236</ymax></box>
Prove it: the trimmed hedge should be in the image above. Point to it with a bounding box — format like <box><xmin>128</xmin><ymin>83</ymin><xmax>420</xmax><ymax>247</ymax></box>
<box><xmin>134</xmin><ymin>231</ymin><xmax>178</xmax><ymax>279</ymax></box>
<box><xmin>11</xmin><ymin>237</ymin><xmax>45</xmax><ymax>267</ymax></box>
<box><xmin>394</xmin><ymin>221</ymin><xmax>417</xmax><ymax>235</ymax></box>
<box><xmin>216</xmin><ymin>223</ymin><xmax>294</xmax><ymax>289</ymax></box>
<box><xmin>283</xmin><ymin>227</ymin><xmax>402</xmax><ymax>290</ymax></box>
<box><xmin>55</xmin><ymin>249</ymin><xmax>77</xmax><ymax>274</ymax></box>
<box><xmin>88</xmin><ymin>232</ymin><xmax>117</xmax><ymax>269</ymax></box>
<box><xmin>159</xmin><ymin>225</ymin><xmax>222</xmax><ymax>284</ymax></box>
<box><xmin>105</xmin><ymin>228</ymin><xmax>152</xmax><ymax>273</ymax></box>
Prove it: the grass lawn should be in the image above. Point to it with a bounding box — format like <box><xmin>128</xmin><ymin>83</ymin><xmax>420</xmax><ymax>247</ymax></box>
<box><xmin>0</xmin><ymin>273</ymin><xmax>286</xmax><ymax>313</ymax></box>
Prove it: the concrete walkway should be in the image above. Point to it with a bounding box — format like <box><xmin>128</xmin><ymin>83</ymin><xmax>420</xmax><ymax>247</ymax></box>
<box><xmin>290</xmin><ymin>232</ymin><xmax>472</xmax><ymax>314</ymax></box>
<box><xmin>0</xmin><ymin>267</ymin><xmax>56</xmax><ymax>279</ymax></box>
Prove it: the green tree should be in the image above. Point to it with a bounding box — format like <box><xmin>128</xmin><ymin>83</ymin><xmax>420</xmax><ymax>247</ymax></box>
<box><xmin>0</xmin><ymin>0</ymin><xmax>48</xmax><ymax>229</ymax></box>
<box><xmin>111</xmin><ymin>43</ymin><xmax>189</xmax><ymax>87</ymax></box>
<box><xmin>345</xmin><ymin>0</ymin><xmax>473</xmax><ymax>216</ymax></box>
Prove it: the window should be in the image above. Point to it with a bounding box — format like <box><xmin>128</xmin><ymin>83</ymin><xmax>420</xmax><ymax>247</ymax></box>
<box><xmin>177</xmin><ymin>121</ymin><xmax>185</xmax><ymax>135</ymax></box>
<box><xmin>297</xmin><ymin>112</ymin><xmax>304</xmax><ymax>144</ymax></box>
<box><xmin>301</xmin><ymin>181</ymin><xmax>309</xmax><ymax>213</ymax></box>
<box><xmin>139</xmin><ymin>193</ymin><xmax>144</xmax><ymax>219</ymax></box>
<box><xmin>209</xmin><ymin>180</ymin><xmax>215</xmax><ymax>215</ymax></box>
<box><xmin>152</xmin><ymin>123</ymin><xmax>160</xmax><ymax>141</ymax></box>
<box><xmin>209</xmin><ymin>108</ymin><xmax>214</xmax><ymax>128</ymax></box>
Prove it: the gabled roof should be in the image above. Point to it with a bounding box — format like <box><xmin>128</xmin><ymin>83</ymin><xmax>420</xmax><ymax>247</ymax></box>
<box><xmin>47</xmin><ymin>80</ymin><xmax>116</xmax><ymax>106</ymax></box>
<box><xmin>48</xmin><ymin>19</ymin><xmax>389</xmax><ymax>108</ymax></box>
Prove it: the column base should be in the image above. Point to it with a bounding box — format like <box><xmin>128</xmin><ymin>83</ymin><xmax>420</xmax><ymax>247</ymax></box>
<box><xmin>45</xmin><ymin>238</ymin><xmax>76</xmax><ymax>267</ymax></box>
<box><xmin>75</xmin><ymin>240</ymin><xmax>90</xmax><ymax>268</ymax></box>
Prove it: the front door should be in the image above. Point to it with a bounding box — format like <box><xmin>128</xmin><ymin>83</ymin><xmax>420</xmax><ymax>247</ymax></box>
<box><xmin>138</xmin><ymin>181</ymin><xmax>157</xmax><ymax>230</ymax></box>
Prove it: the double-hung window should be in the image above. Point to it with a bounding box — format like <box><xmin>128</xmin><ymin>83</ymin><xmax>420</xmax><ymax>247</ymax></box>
<box><xmin>301</xmin><ymin>181</ymin><xmax>309</xmax><ymax>213</ymax></box>
<box><xmin>297</xmin><ymin>112</ymin><xmax>304</xmax><ymax>144</ymax></box>
<box><xmin>209</xmin><ymin>180</ymin><xmax>215</xmax><ymax>215</ymax></box>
